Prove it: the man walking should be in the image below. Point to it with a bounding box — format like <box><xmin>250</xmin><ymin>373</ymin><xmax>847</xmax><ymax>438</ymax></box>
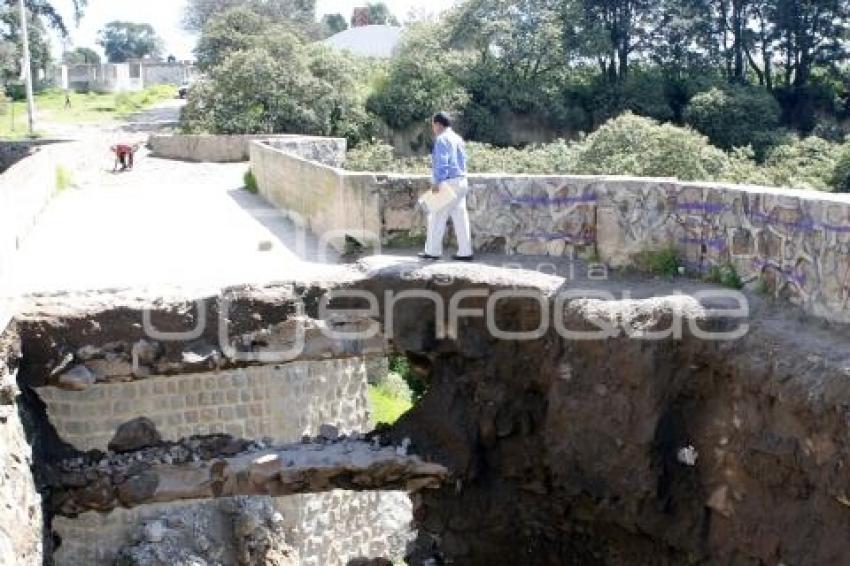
<box><xmin>419</xmin><ymin>112</ymin><xmax>474</xmax><ymax>261</ymax></box>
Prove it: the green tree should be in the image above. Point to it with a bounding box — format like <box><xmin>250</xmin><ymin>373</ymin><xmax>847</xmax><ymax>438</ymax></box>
<box><xmin>63</xmin><ymin>46</ymin><xmax>101</xmax><ymax>64</ymax></box>
<box><xmin>97</xmin><ymin>21</ymin><xmax>163</xmax><ymax>63</ymax></box>
<box><xmin>194</xmin><ymin>7</ymin><xmax>278</xmax><ymax>70</ymax></box>
<box><xmin>562</xmin><ymin>0</ymin><xmax>659</xmax><ymax>82</ymax></box>
<box><xmin>182</xmin><ymin>0</ymin><xmax>316</xmax><ymax>32</ymax></box>
<box><xmin>684</xmin><ymin>86</ymin><xmax>782</xmax><ymax>156</ymax></box>
<box><xmin>7</xmin><ymin>0</ymin><xmax>88</xmax><ymax>37</ymax></box>
<box><xmin>321</xmin><ymin>13</ymin><xmax>348</xmax><ymax>34</ymax></box>
<box><xmin>183</xmin><ymin>24</ymin><xmax>376</xmax><ymax>145</ymax></box>
<box><xmin>367</xmin><ymin>22</ymin><xmax>470</xmax><ymax>130</ymax></box>
<box><xmin>0</xmin><ymin>5</ymin><xmax>51</xmax><ymax>87</ymax></box>
<box><xmin>359</xmin><ymin>2</ymin><xmax>399</xmax><ymax>26</ymax></box>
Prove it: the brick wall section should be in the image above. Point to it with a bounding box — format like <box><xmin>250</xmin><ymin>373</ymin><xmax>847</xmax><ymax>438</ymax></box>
<box><xmin>37</xmin><ymin>358</ymin><xmax>370</xmax><ymax>452</ymax></box>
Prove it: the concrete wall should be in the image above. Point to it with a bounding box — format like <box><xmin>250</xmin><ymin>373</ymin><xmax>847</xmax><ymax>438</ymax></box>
<box><xmin>37</xmin><ymin>359</ymin><xmax>370</xmax><ymax>453</ymax></box>
<box><xmin>1</xmin><ymin>142</ymin><xmax>72</xmax><ymax>326</ymax></box>
<box><xmin>250</xmin><ymin>136</ymin><xmax>850</xmax><ymax>323</ymax></box>
<box><xmin>250</xmin><ymin>142</ymin><xmax>382</xmax><ymax>251</ymax></box>
<box><xmin>149</xmin><ymin>134</ymin><xmax>346</xmax><ymax>164</ymax></box>
<box><xmin>56</xmin><ymin>62</ymin><xmax>194</xmax><ymax>92</ymax></box>
<box><xmin>0</xmin><ymin>140</ymin><xmax>107</xmax><ymax>327</ymax></box>
<box><xmin>142</xmin><ymin>63</ymin><xmax>194</xmax><ymax>86</ymax></box>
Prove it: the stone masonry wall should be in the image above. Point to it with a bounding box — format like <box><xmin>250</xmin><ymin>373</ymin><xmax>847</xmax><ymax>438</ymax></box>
<box><xmin>37</xmin><ymin>358</ymin><xmax>370</xmax><ymax>453</ymax></box>
<box><xmin>0</xmin><ymin>326</ymin><xmax>43</xmax><ymax>566</ymax></box>
<box><xmin>53</xmin><ymin>491</ymin><xmax>412</xmax><ymax>566</ymax></box>
<box><xmin>250</xmin><ymin>138</ymin><xmax>850</xmax><ymax>322</ymax></box>
<box><xmin>45</xmin><ymin>355</ymin><xmax>414</xmax><ymax>566</ymax></box>
<box><xmin>277</xmin><ymin>490</ymin><xmax>413</xmax><ymax>566</ymax></box>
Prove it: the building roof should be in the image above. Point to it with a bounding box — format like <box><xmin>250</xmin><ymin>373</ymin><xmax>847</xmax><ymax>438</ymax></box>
<box><xmin>323</xmin><ymin>25</ymin><xmax>403</xmax><ymax>59</ymax></box>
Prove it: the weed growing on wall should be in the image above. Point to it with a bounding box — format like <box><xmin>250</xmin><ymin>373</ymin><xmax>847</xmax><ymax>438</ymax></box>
<box><xmin>635</xmin><ymin>248</ymin><xmax>681</xmax><ymax>277</ymax></box>
<box><xmin>243</xmin><ymin>169</ymin><xmax>258</xmax><ymax>194</ymax></box>
<box><xmin>55</xmin><ymin>165</ymin><xmax>73</xmax><ymax>192</ymax></box>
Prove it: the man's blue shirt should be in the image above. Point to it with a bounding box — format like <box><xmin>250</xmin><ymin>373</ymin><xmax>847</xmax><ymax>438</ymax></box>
<box><xmin>431</xmin><ymin>128</ymin><xmax>467</xmax><ymax>184</ymax></box>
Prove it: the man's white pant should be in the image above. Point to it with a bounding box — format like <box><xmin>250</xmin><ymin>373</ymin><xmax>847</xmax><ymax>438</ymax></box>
<box><xmin>424</xmin><ymin>177</ymin><xmax>472</xmax><ymax>257</ymax></box>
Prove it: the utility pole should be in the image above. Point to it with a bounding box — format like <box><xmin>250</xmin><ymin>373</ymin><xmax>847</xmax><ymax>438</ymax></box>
<box><xmin>18</xmin><ymin>0</ymin><xmax>35</xmax><ymax>136</ymax></box>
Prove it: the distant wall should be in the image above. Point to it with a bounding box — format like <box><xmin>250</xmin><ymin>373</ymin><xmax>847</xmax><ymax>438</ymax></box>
<box><xmin>250</xmin><ymin>135</ymin><xmax>850</xmax><ymax>323</ymax></box>
<box><xmin>141</xmin><ymin>63</ymin><xmax>193</xmax><ymax>86</ymax></box>
<box><xmin>149</xmin><ymin>134</ymin><xmax>346</xmax><ymax>164</ymax></box>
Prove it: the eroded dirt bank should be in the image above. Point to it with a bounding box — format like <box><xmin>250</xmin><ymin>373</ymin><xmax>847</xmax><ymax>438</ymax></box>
<box><xmin>14</xmin><ymin>259</ymin><xmax>850</xmax><ymax>565</ymax></box>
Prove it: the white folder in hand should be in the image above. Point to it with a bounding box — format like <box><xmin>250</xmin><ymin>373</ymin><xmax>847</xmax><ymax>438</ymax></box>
<box><xmin>418</xmin><ymin>182</ymin><xmax>457</xmax><ymax>215</ymax></box>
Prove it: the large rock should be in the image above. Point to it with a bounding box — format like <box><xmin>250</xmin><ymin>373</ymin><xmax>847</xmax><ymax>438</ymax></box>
<box><xmin>58</xmin><ymin>365</ymin><xmax>96</xmax><ymax>390</ymax></box>
<box><xmin>108</xmin><ymin>417</ymin><xmax>162</xmax><ymax>453</ymax></box>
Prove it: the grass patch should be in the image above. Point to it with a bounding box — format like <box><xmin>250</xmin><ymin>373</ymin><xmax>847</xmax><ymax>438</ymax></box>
<box><xmin>368</xmin><ymin>384</ymin><xmax>413</xmax><ymax>426</ymax></box>
<box><xmin>0</xmin><ymin>85</ymin><xmax>176</xmax><ymax>138</ymax></box>
<box><xmin>704</xmin><ymin>263</ymin><xmax>743</xmax><ymax>289</ymax></box>
<box><xmin>55</xmin><ymin>165</ymin><xmax>73</xmax><ymax>192</ymax></box>
<box><xmin>635</xmin><ymin>247</ymin><xmax>681</xmax><ymax>277</ymax></box>
<box><xmin>244</xmin><ymin>169</ymin><xmax>258</xmax><ymax>193</ymax></box>
<box><xmin>384</xmin><ymin>231</ymin><xmax>427</xmax><ymax>249</ymax></box>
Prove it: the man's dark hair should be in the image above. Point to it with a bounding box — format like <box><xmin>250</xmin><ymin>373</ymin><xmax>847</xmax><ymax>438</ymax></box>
<box><xmin>432</xmin><ymin>112</ymin><xmax>452</xmax><ymax>128</ymax></box>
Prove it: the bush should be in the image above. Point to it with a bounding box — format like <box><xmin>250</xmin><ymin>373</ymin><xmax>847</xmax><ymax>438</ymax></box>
<box><xmin>705</xmin><ymin>264</ymin><xmax>743</xmax><ymax>289</ymax></box>
<box><xmin>367</xmin><ymin>23</ymin><xmax>470</xmax><ymax>131</ymax></box>
<box><xmin>55</xmin><ymin>165</ymin><xmax>73</xmax><ymax>192</ymax></box>
<box><xmin>764</xmin><ymin>136</ymin><xmax>841</xmax><ymax>190</ymax></box>
<box><xmin>182</xmin><ymin>19</ymin><xmax>377</xmax><ymax>146</ymax></box>
<box><xmin>684</xmin><ymin>86</ymin><xmax>781</xmax><ymax>158</ymax></box>
<box><xmin>635</xmin><ymin>248</ymin><xmax>681</xmax><ymax>277</ymax></box>
<box><xmin>830</xmin><ymin>145</ymin><xmax>850</xmax><ymax>193</ymax></box>
<box><xmin>574</xmin><ymin>113</ymin><xmax>730</xmax><ymax>180</ymax></box>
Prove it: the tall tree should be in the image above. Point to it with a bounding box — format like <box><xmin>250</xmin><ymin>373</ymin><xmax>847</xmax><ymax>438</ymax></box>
<box><xmin>321</xmin><ymin>13</ymin><xmax>348</xmax><ymax>34</ymax></box>
<box><xmin>772</xmin><ymin>0</ymin><xmax>850</xmax><ymax>88</ymax></box>
<box><xmin>183</xmin><ymin>0</ymin><xmax>316</xmax><ymax>32</ymax></box>
<box><xmin>97</xmin><ymin>21</ymin><xmax>163</xmax><ymax>63</ymax></box>
<box><xmin>5</xmin><ymin>0</ymin><xmax>88</xmax><ymax>37</ymax></box>
<box><xmin>562</xmin><ymin>0</ymin><xmax>659</xmax><ymax>81</ymax></box>
<box><xmin>0</xmin><ymin>5</ymin><xmax>51</xmax><ymax>84</ymax></box>
<box><xmin>63</xmin><ymin>46</ymin><xmax>100</xmax><ymax>65</ymax></box>
<box><xmin>362</xmin><ymin>2</ymin><xmax>400</xmax><ymax>26</ymax></box>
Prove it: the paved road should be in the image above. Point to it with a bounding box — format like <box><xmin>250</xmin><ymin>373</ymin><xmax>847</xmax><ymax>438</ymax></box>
<box><xmin>11</xmin><ymin>101</ymin><xmax>342</xmax><ymax>296</ymax></box>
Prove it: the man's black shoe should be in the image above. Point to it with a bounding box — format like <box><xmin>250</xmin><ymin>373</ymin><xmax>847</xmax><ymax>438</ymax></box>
<box><xmin>418</xmin><ymin>252</ymin><xmax>441</xmax><ymax>261</ymax></box>
<box><xmin>452</xmin><ymin>254</ymin><xmax>475</xmax><ymax>262</ymax></box>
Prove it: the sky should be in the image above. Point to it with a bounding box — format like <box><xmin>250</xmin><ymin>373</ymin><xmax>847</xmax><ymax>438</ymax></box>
<box><xmin>52</xmin><ymin>0</ymin><xmax>459</xmax><ymax>61</ymax></box>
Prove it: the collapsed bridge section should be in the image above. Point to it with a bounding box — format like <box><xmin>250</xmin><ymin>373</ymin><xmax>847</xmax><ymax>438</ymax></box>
<box><xmin>10</xmin><ymin>257</ymin><xmax>850</xmax><ymax>565</ymax></box>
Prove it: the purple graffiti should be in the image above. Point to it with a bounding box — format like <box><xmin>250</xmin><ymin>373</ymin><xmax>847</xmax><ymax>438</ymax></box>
<box><xmin>749</xmin><ymin>211</ymin><xmax>817</xmax><ymax>232</ymax></box>
<box><xmin>679</xmin><ymin>236</ymin><xmax>727</xmax><ymax>252</ymax></box>
<box><xmin>676</xmin><ymin>202</ymin><xmax>729</xmax><ymax>214</ymax></box>
<box><xmin>752</xmin><ymin>258</ymin><xmax>807</xmax><ymax>287</ymax></box>
<box><xmin>815</xmin><ymin>221</ymin><xmax>850</xmax><ymax>234</ymax></box>
<box><xmin>502</xmin><ymin>194</ymin><xmax>598</xmax><ymax>208</ymax></box>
